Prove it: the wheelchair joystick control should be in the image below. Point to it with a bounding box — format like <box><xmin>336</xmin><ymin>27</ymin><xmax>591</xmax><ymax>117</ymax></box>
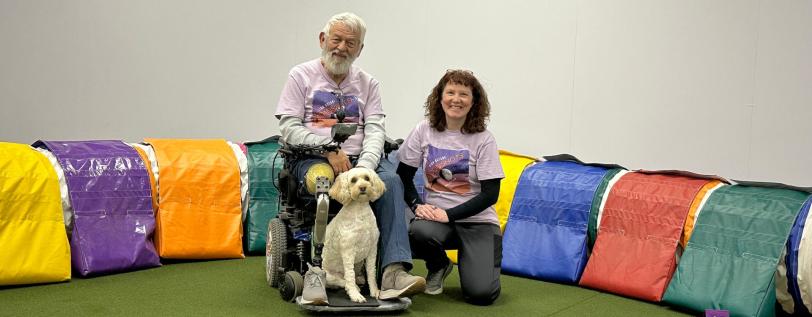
<box><xmin>330</xmin><ymin>123</ymin><xmax>357</xmax><ymax>145</ymax></box>
<box><xmin>336</xmin><ymin>108</ymin><xmax>346</xmax><ymax>123</ymax></box>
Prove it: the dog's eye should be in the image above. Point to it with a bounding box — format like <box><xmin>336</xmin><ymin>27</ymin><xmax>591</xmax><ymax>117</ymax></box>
<box><xmin>363</xmin><ymin>175</ymin><xmax>370</xmax><ymax>181</ymax></box>
<box><xmin>351</xmin><ymin>177</ymin><xmax>357</xmax><ymax>183</ymax></box>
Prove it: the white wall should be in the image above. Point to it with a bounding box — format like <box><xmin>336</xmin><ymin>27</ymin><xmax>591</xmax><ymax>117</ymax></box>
<box><xmin>1</xmin><ymin>0</ymin><xmax>810</xmax><ymax>186</ymax></box>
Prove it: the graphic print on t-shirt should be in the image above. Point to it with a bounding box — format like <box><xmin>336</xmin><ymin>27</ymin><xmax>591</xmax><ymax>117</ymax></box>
<box><xmin>424</xmin><ymin>145</ymin><xmax>470</xmax><ymax>194</ymax></box>
<box><xmin>311</xmin><ymin>90</ymin><xmax>360</xmax><ymax>128</ymax></box>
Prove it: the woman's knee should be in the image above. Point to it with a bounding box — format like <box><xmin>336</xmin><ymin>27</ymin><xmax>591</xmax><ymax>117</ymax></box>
<box><xmin>463</xmin><ymin>284</ymin><xmax>500</xmax><ymax>306</ymax></box>
<box><xmin>408</xmin><ymin>221</ymin><xmax>433</xmax><ymax>242</ymax></box>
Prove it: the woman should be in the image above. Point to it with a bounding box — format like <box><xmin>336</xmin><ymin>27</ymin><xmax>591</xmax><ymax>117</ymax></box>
<box><xmin>396</xmin><ymin>69</ymin><xmax>504</xmax><ymax>305</ymax></box>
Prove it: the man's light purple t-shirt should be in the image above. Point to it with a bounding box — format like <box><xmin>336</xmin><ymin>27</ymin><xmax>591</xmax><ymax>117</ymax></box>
<box><xmin>275</xmin><ymin>59</ymin><xmax>384</xmax><ymax>155</ymax></box>
<box><xmin>398</xmin><ymin>120</ymin><xmax>505</xmax><ymax>225</ymax></box>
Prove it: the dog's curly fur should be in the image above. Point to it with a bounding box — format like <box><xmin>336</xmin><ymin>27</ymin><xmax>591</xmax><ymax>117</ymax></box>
<box><xmin>323</xmin><ymin>167</ymin><xmax>386</xmax><ymax>302</ymax></box>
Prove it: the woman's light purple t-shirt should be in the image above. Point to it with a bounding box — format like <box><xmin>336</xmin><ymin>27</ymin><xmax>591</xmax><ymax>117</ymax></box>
<box><xmin>274</xmin><ymin>59</ymin><xmax>384</xmax><ymax>155</ymax></box>
<box><xmin>399</xmin><ymin>120</ymin><xmax>505</xmax><ymax>225</ymax></box>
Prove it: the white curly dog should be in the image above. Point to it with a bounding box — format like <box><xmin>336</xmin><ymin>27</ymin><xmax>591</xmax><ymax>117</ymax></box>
<box><xmin>323</xmin><ymin>167</ymin><xmax>386</xmax><ymax>303</ymax></box>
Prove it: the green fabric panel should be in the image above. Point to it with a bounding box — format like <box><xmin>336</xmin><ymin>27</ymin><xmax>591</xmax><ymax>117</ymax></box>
<box><xmin>244</xmin><ymin>138</ymin><xmax>283</xmax><ymax>254</ymax></box>
<box><xmin>663</xmin><ymin>185</ymin><xmax>809</xmax><ymax>317</ymax></box>
<box><xmin>587</xmin><ymin>168</ymin><xmax>621</xmax><ymax>250</ymax></box>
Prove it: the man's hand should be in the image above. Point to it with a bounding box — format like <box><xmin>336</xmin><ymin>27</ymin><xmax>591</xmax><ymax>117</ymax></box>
<box><xmin>414</xmin><ymin>204</ymin><xmax>450</xmax><ymax>223</ymax></box>
<box><xmin>325</xmin><ymin>149</ymin><xmax>351</xmax><ymax>174</ymax></box>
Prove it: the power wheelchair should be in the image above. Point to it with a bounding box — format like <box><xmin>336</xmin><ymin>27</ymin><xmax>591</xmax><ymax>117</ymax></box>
<box><xmin>264</xmin><ymin>122</ymin><xmax>406</xmax><ymax>310</ymax></box>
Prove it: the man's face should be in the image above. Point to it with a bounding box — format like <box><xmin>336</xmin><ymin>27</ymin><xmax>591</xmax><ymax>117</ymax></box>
<box><xmin>319</xmin><ymin>23</ymin><xmax>363</xmax><ymax>76</ymax></box>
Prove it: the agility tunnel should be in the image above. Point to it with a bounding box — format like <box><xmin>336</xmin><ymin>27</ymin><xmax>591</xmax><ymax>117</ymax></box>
<box><xmin>232</xmin><ymin>142</ymin><xmax>249</xmax><ymax>222</ymax></box>
<box><xmin>243</xmin><ymin>136</ymin><xmax>283</xmax><ymax>254</ymax></box>
<box><xmin>579</xmin><ymin>171</ymin><xmax>718</xmax><ymax>301</ymax></box>
<box><xmin>130</xmin><ymin>144</ymin><xmax>159</xmax><ymax>214</ymax></box>
<box><xmin>143</xmin><ymin>139</ymin><xmax>244</xmax><ymax>259</ymax></box>
<box><xmin>493</xmin><ymin>150</ymin><xmax>540</xmax><ymax>231</ymax></box>
<box><xmin>679</xmin><ymin>180</ymin><xmax>725</xmax><ymax>249</ymax></box>
<box><xmin>32</xmin><ymin>145</ymin><xmax>73</xmax><ymax>236</ymax></box>
<box><xmin>501</xmin><ymin>157</ymin><xmax>619</xmax><ymax>283</ymax></box>
<box><xmin>796</xmin><ymin>195</ymin><xmax>812</xmax><ymax>314</ymax></box>
<box><xmin>586</xmin><ymin>169</ymin><xmax>626</xmax><ymax>250</ymax></box>
<box><xmin>446</xmin><ymin>149</ymin><xmax>538</xmax><ymax>264</ymax></box>
<box><xmin>32</xmin><ymin>140</ymin><xmax>161</xmax><ymax>277</ymax></box>
<box><xmin>663</xmin><ymin>183</ymin><xmax>810</xmax><ymax>316</ymax></box>
<box><xmin>0</xmin><ymin>142</ymin><xmax>71</xmax><ymax>286</ymax></box>
<box><xmin>777</xmin><ymin>196</ymin><xmax>812</xmax><ymax>315</ymax></box>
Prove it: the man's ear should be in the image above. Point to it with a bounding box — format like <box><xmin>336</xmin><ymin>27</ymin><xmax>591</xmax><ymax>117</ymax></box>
<box><xmin>319</xmin><ymin>32</ymin><xmax>326</xmax><ymax>47</ymax></box>
<box><xmin>357</xmin><ymin>43</ymin><xmax>364</xmax><ymax>58</ymax></box>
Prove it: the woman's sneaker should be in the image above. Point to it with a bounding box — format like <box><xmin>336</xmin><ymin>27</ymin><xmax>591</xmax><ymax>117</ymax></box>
<box><xmin>424</xmin><ymin>262</ymin><xmax>454</xmax><ymax>295</ymax></box>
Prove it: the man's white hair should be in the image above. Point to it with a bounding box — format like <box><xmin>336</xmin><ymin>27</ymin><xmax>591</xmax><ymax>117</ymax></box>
<box><xmin>322</xmin><ymin>12</ymin><xmax>366</xmax><ymax>44</ymax></box>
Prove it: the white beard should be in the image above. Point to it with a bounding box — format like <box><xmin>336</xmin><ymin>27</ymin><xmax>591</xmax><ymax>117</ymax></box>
<box><xmin>321</xmin><ymin>47</ymin><xmax>356</xmax><ymax>76</ymax></box>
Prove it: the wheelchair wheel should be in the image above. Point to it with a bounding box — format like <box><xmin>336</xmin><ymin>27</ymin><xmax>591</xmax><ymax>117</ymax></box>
<box><xmin>280</xmin><ymin>271</ymin><xmax>303</xmax><ymax>302</ymax></box>
<box><xmin>265</xmin><ymin>218</ymin><xmax>287</xmax><ymax>288</ymax></box>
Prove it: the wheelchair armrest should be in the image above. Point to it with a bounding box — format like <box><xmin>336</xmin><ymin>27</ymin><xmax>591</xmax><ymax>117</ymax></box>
<box><xmin>384</xmin><ymin>137</ymin><xmax>403</xmax><ymax>154</ymax></box>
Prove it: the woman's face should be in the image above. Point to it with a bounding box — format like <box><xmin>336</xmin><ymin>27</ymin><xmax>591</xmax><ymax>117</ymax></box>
<box><xmin>441</xmin><ymin>82</ymin><xmax>473</xmax><ymax>124</ymax></box>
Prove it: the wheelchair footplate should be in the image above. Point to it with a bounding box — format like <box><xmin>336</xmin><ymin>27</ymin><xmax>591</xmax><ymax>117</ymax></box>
<box><xmin>296</xmin><ymin>289</ymin><xmax>411</xmax><ymax>312</ymax></box>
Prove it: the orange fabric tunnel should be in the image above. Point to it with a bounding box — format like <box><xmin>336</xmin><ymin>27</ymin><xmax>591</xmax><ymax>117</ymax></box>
<box><xmin>144</xmin><ymin>139</ymin><xmax>244</xmax><ymax>259</ymax></box>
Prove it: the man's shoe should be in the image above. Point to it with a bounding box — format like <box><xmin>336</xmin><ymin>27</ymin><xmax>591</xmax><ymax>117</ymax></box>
<box><xmin>424</xmin><ymin>261</ymin><xmax>453</xmax><ymax>295</ymax></box>
<box><xmin>378</xmin><ymin>263</ymin><xmax>426</xmax><ymax>300</ymax></box>
<box><xmin>300</xmin><ymin>264</ymin><xmax>329</xmax><ymax>305</ymax></box>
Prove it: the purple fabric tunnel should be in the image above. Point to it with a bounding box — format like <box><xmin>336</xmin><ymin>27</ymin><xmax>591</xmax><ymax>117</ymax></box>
<box><xmin>33</xmin><ymin>140</ymin><xmax>160</xmax><ymax>276</ymax></box>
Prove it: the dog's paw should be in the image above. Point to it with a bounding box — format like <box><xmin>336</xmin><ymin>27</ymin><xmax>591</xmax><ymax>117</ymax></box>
<box><xmin>369</xmin><ymin>287</ymin><xmax>380</xmax><ymax>299</ymax></box>
<box><xmin>348</xmin><ymin>290</ymin><xmax>366</xmax><ymax>303</ymax></box>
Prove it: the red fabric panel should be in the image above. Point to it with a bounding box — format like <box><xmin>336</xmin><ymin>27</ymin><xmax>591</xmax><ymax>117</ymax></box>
<box><xmin>579</xmin><ymin>172</ymin><xmax>710</xmax><ymax>301</ymax></box>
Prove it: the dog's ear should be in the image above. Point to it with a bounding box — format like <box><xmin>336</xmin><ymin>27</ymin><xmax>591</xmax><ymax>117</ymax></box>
<box><xmin>329</xmin><ymin>172</ymin><xmax>351</xmax><ymax>205</ymax></box>
<box><xmin>369</xmin><ymin>171</ymin><xmax>387</xmax><ymax>202</ymax></box>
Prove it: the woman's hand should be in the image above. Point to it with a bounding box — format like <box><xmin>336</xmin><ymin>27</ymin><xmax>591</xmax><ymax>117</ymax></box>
<box><xmin>414</xmin><ymin>204</ymin><xmax>449</xmax><ymax>223</ymax></box>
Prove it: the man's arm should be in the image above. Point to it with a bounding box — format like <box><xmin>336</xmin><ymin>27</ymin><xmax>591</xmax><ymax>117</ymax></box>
<box><xmin>280</xmin><ymin>115</ymin><xmax>350</xmax><ymax>173</ymax></box>
<box><xmin>276</xmin><ymin>69</ymin><xmax>334</xmax><ymax>147</ymax></box>
<box><xmin>356</xmin><ymin>113</ymin><xmax>385</xmax><ymax>170</ymax></box>
<box><xmin>278</xmin><ymin>115</ymin><xmax>332</xmax><ymax>146</ymax></box>
<box><xmin>444</xmin><ymin>178</ymin><xmax>501</xmax><ymax>221</ymax></box>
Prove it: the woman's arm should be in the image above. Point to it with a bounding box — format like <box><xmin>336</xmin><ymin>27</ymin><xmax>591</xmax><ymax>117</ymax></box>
<box><xmin>444</xmin><ymin>178</ymin><xmax>501</xmax><ymax>222</ymax></box>
<box><xmin>396</xmin><ymin>162</ymin><xmax>423</xmax><ymax>209</ymax></box>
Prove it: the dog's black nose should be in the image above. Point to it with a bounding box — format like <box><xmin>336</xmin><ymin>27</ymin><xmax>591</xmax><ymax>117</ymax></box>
<box><xmin>359</xmin><ymin>186</ymin><xmax>367</xmax><ymax>192</ymax></box>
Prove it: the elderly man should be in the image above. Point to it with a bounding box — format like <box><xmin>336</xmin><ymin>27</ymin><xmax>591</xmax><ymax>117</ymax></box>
<box><xmin>275</xmin><ymin>12</ymin><xmax>425</xmax><ymax>303</ymax></box>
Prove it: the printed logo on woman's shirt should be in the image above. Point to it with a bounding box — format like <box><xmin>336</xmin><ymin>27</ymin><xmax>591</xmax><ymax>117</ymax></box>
<box><xmin>310</xmin><ymin>90</ymin><xmax>360</xmax><ymax>127</ymax></box>
<box><xmin>425</xmin><ymin>145</ymin><xmax>470</xmax><ymax>194</ymax></box>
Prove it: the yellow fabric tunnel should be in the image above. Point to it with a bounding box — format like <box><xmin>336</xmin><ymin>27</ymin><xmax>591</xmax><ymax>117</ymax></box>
<box><xmin>447</xmin><ymin>149</ymin><xmax>539</xmax><ymax>263</ymax></box>
<box><xmin>144</xmin><ymin>139</ymin><xmax>244</xmax><ymax>259</ymax></box>
<box><xmin>0</xmin><ymin>142</ymin><xmax>71</xmax><ymax>285</ymax></box>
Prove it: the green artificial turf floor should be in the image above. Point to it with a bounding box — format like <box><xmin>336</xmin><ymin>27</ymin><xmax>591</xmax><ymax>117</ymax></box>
<box><xmin>0</xmin><ymin>256</ymin><xmax>693</xmax><ymax>316</ymax></box>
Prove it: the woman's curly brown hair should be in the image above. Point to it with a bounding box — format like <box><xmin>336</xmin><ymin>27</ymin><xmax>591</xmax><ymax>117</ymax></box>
<box><xmin>424</xmin><ymin>70</ymin><xmax>490</xmax><ymax>134</ymax></box>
